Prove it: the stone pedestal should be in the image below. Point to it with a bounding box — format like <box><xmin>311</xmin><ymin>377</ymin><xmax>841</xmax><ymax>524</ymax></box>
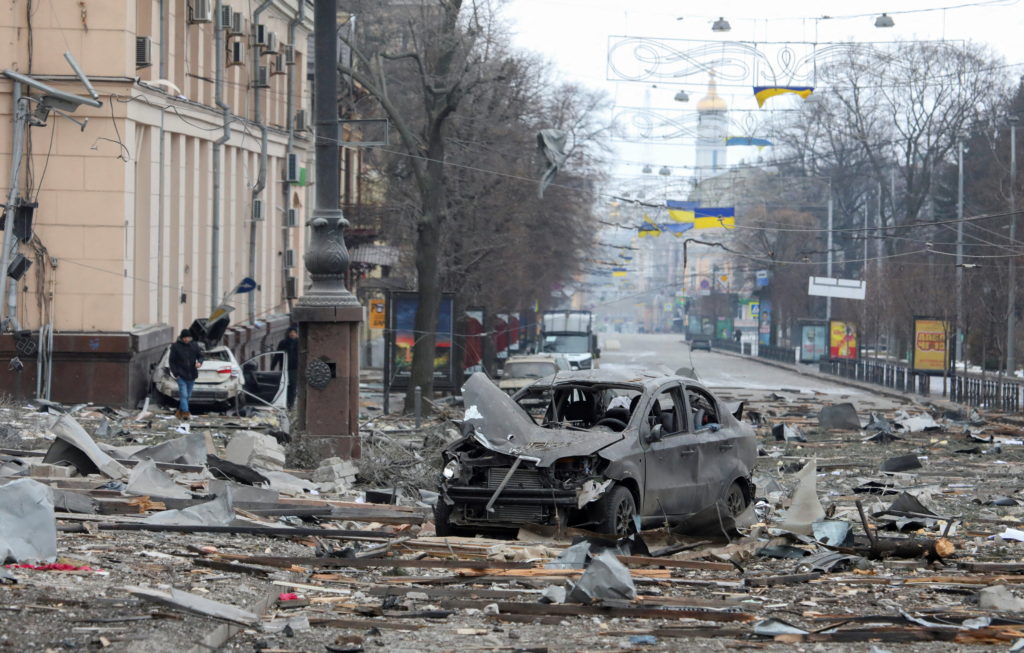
<box><xmin>295</xmin><ymin>305</ymin><xmax>362</xmax><ymax>458</ymax></box>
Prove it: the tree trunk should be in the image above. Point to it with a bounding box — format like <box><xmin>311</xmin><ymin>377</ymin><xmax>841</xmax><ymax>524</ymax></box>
<box><xmin>404</xmin><ymin>150</ymin><xmax>446</xmax><ymax>412</ymax></box>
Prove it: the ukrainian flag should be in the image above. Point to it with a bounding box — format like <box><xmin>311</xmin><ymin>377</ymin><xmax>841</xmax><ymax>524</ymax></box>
<box><xmin>660</xmin><ymin>222</ymin><xmax>695</xmax><ymax>237</ymax></box>
<box><xmin>667</xmin><ymin>199</ymin><xmax>698</xmax><ymax>223</ymax></box>
<box><xmin>753</xmin><ymin>86</ymin><xmax>814</xmax><ymax>108</ymax></box>
<box><xmin>725</xmin><ymin>137</ymin><xmax>772</xmax><ymax>148</ymax></box>
<box><xmin>638</xmin><ymin>214</ymin><xmax>661</xmax><ymax>237</ymax></box>
<box><xmin>693</xmin><ymin>207</ymin><xmax>735</xmax><ymax>229</ymax></box>
<box><xmin>612</xmin><ymin>267</ymin><xmax>628</xmax><ymax>278</ymax></box>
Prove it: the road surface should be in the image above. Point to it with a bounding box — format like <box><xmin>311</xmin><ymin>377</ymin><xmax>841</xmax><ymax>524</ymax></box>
<box><xmin>599</xmin><ymin>333</ymin><xmax>904</xmax><ymax>410</ymax></box>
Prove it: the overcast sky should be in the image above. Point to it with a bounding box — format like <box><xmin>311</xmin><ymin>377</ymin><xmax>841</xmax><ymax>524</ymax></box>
<box><xmin>502</xmin><ymin>0</ymin><xmax>1024</xmax><ymax>199</ymax></box>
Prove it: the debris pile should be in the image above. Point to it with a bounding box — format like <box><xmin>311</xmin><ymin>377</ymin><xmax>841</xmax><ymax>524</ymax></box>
<box><xmin>4</xmin><ymin>388</ymin><xmax>1024</xmax><ymax>650</ymax></box>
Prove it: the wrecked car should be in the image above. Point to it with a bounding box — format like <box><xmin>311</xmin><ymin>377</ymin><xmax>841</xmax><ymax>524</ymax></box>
<box><xmin>436</xmin><ymin>370</ymin><xmax>757</xmax><ymax>536</ymax></box>
<box><xmin>497</xmin><ymin>354</ymin><xmax>569</xmax><ymax>395</ymax></box>
<box><xmin>151</xmin><ymin>318</ymin><xmax>287</xmax><ymax>413</ymax></box>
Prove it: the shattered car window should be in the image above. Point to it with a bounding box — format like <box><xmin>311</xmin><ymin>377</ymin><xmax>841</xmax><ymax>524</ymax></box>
<box><xmin>203</xmin><ymin>349</ymin><xmax>233</xmax><ymax>362</ymax></box>
<box><xmin>687</xmin><ymin>385</ymin><xmax>720</xmax><ymax>431</ymax></box>
<box><xmin>517</xmin><ymin>383</ymin><xmax>641</xmax><ymax>432</ymax></box>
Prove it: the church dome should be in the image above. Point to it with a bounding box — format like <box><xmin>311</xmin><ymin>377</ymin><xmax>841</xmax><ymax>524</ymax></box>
<box><xmin>697</xmin><ymin>74</ymin><xmax>727</xmax><ymax>112</ymax></box>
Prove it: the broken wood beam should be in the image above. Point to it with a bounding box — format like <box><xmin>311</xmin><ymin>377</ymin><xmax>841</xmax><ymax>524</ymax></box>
<box><xmin>60</xmin><ymin>522</ymin><xmax>396</xmax><ymax>541</ymax></box>
<box><xmin>436</xmin><ymin>600</ymin><xmax>756</xmax><ymax>622</ymax></box>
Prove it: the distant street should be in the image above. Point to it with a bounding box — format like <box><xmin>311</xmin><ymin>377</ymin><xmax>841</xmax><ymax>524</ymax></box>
<box><xmin>598</xmin><ymin>333</ymin><xmax>903</xmax><ymax>410</ymax></box>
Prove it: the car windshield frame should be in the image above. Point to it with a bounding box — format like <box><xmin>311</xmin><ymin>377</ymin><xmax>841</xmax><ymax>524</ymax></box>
<box><xmin>503</xmin><ymin>362</ymin><xmax>559</xmax><ymax>379</ymax></box>
<box><xmin>541</xmin><ymin>334</ymin><xmax>590</xmax><ymax>354</ymax></box>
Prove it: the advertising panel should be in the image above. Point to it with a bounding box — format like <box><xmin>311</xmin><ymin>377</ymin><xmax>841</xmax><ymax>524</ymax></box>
<box><xmin>386</xmin><ymin>292</ymin><xmax>455</xmax><ymax>390</ymax></box>
<box><xmin>494</xmin><ymin>313</ymin><xmax>509</xmax><ymax>360</ymax></box>
<box><xmin>912</xmin><ymin>317</ymin><xmax>950</xmax><ymax>374</ymax></box>
<box><xmin>758</xmin><ymin>299</ymin><xmax>772</xmax><ymax>345</ymax></box>
<box><xmin>368</xmin><ymin>298</ymin><xmax>386</xmax><ymax>329</ymax></box>
<box><xmin>799</xmin><ymin>322</ymin><xmax>828</xmax><ymax>363</ymax></box>
<box><xmin>829</xmin><ymin>320</ymin><xmax>858</xmax><ymax>360</ymax></box>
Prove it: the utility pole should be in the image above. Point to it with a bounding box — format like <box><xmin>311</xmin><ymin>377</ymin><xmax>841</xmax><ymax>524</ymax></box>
<box><xmin>826</xmin><ymin>193</ymin><xmax>833</xmax><ymax>323</ymax></box>
<box><xmin>956</xmin><ymin>140</ymin><xmax>965</xmax><ymax>369</ymax></box>
<box><xmin>294</xmin><ymin>0</ymin><xmax>363</xmax><ymax>458</ymax></box>
<box><xmin>1008</xmin><ymin>118</ymin><xmax>1018</xmax><ymax>376</ymax></box>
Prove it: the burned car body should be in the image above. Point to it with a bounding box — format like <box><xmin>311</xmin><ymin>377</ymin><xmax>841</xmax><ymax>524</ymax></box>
<box><xmin>436</xmin><ymin>370</ymin><xmax>757</xmax><ymax>536</ymax></box>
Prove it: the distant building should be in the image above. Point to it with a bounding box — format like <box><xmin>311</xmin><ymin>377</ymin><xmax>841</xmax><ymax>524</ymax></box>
<box><xmin>0</xmin><ymin>1</ymin><xmax>350</xmax><ymax>405</ymax></box>
<box><xmin>695</xmin><ymin>73</ymin><xmax>728</xmax><ymax>183</ymax></box>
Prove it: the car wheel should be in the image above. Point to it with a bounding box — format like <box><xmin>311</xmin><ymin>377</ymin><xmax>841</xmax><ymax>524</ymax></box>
<box><xmin>433</xmin><ymin>499</ymin><xmax>474</xmax><ymax>537</ymax></box>
<box><xmin>593</xmin><ymin>485</ymin><xmax>636</xmax><ymax>537</ymax></box>
<box><xmin>724</xmin><ymin>481</ymin><xmax>748</xmax><ymax>517</ymax></box>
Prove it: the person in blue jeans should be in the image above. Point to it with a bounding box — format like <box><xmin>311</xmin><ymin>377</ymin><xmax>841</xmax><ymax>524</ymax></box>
<box><xmin>169</xmin><ymin>329</ymin><xmax>203</xmax><ymax>419</ymax></box>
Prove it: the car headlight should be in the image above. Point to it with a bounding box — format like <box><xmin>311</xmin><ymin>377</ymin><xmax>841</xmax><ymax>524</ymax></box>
<box><xmin>442</xmin><ymin>460</ymin><xmax>460</xmax><ymax>479</ymax></box>
<box><xmin>577</xmin><ymin>358</ymin><xmax>592</xmax><ymax>370</ymax></box>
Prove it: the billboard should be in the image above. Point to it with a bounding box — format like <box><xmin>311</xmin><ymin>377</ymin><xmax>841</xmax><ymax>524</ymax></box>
<box><xmin>912</xmin><ymin>317</ymin><xmax>950</xmax><ymax>374</ymax></box>
<box><xmin>799</xmin><ymin>322</ymin><xmax>828</xmax><ymax>363</ymax></box>
<box><xmin>368</xmin><ymin>298</ymin><xmax>386</xmax><ymax>329</ymax></box>
<box><xmin>386</xmin><ymin>292</ymin><xmax>455</xmax><ymax>390</ymax></box>
<box><xmin>758</xmin><ymin>299</ymin><xmax>772</xmax><ymax>345</ymax></box>
<box><xmin>829</xmin><ymin>320</ymin><xmax>858</xmax><ymax>360</ymax></box>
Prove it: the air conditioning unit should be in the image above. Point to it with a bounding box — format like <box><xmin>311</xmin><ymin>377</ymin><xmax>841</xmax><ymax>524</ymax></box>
<box><xmin>272</xmin><ymin>53</ymin><xmax>286</xmax><ymax>75</ymax></box>
<box><xmin>264</xmin><ymin>32</ymin><xmax>278</xmax><ymax>55</ymax></box>
<box><xmin>284</xmin><ymin>154</ymin><xmax>299</xmax><ymax>183</ymax></box>
<box><xmin>285</xmin><ymin>275</ymin><xmax>297</xmax><ymax>299</ymax></box>
<box><xmin>228</xmin><ymin>11</ymin><xmax>244</xmax><ymax>36</ymax></box>
<box><xmin>252</xmin><ymin>199</ymin><xmax>264</xmax><ymax>221</ymax></box>
<box><xmin>283</xmin><ymin>44</ymin><xmax>296</xmax><ymax>65</ymax></box>
<box><xmin>253</xmin><ymin>23</ymin><xmax>268</xmax><ymax>47</ymax></box>
<box><xmin>218</xmin><ymin>3</ymin><xmax>232</xmax><ymax>29</ymax></box>
<box><xmin>293</xmin><ymin>109</ymin><xmax>306</xmax><ymax>132</ymax></box>
<box><xmin>218</xmin><ymin>4</ymin><xmax>232</xmax><ymax>30</ymax></box>
<box><xmin>284</xmin><ymin>249</ymin><xmax>295</xmax><ymax>269</ymax></box>
<box><xmin>188</xmin><ymin>0</ymin><xmax>212</xmax><ymax>23</ymax></box>
<box><xmin>136</xmin><ymin>36</ymin><xmax>153</xmax><ymax>69</ymax></box>
<box><xmin>227</xmin><ymin>41</ymin><xmax>244</xmax><ymax>66</ymax></box>
<box><xmin>286</xmin><ymin>208</ymin><xmax>298</xmax><ymax>227</ymax></box>
<box><xmin>252</xmin><ymin>65</ymin><xmax>269</xmax><ymax>88</ymax></box>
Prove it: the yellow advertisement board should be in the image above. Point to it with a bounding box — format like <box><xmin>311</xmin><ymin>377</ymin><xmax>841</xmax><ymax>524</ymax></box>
<box><xmin>368</xmin><ymin>298</ymin><xmax>386</xmax><ymax>330</ymax></box>
<box><xmin>829</xmin><ymin>320</ymin><xmax>857</xmax><ymax>360</ymax></box>
<box><xmin>912</xmin><ymin>318</ymin><xmax>949</xmax><ymax>373</ymax></box>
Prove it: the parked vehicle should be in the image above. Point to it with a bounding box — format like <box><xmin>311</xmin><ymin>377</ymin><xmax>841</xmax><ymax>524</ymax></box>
<box><xmin>497</xmin><ymin>355</ymin><xmax>569</xmax><ymax>395</ymax></box>
<box><xmin>151</xmin><ymin>318</ymin><xmax>287</xmax><ymax>413</ymax></box>
<box><xmin>540</xmin><ymin>310</ymin><xmax>601</xmax><ymax>370</ymax></box>
<box><xmin>689</xmin><ymin>335</ymin><xmax>712</xmax><ymax>351</ymax></box>
<box><xmin>436</xmin><ymin>370</ymin><xmax>757</xmax><ymax>536</ymax></box>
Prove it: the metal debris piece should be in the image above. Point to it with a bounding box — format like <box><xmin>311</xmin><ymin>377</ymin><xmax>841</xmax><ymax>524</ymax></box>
<box><xmin>125</xmin><ymin>585</ymin><xmax>260</xmax><ymax>627</ymax></box>
<box><xmin>0</xmin><ymin>478</ymin><xmax>57</xmax><ymax>564</ymax></box>
<box><xmin>795</xmin><ymin>550</ymin><xmax>863</xmax><ymax>573</ymax></box>
<box><xmin>880</xmin><ymin>454</ymin><xmax>922</xmax><ymax>473</ymax></box>
<box><xmin>752</xmin><ymin>618</ymin><xmax>809</xmax><ymax>636</ymax></box>
<box><xmin>817</xmin><ymin>403</ymin><xmax>861</xmax><ymax>431</ymax></box>
<box><xmin>42</xmin><ymin>414</ymin><xmax>130</xmax><ymax>480</ymax></box>
<box><xmin>778</xmin><ymin>460</ymin><xmax>825</xmax><ymax>535</ymax></box>
<box><xmin>565</xmin><ymin>549</ymin><xmax>636</xmax><ymax>603</ymax></box>
<box><xmin>772</xmin><ymin>423</ymin><xmax>805</xmax><ymax>442</ymax></box>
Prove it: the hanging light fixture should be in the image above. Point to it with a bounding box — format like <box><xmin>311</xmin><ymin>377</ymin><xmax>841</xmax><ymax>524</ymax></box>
<box><xmin>712</xmin><ymin>17</ymin><xmax>731</xmax><ymax>32</ymax></box>
<box><xmin>874</xmin><ymin>13</ymin><xmax>894</xmax><ymax>27</ymax></box>
<box><xmin>658</xmin><ymin>165</ymin><xmax>672</xmax><ymax>176</ymax></box>
<box><xmin>674</xmin><ymin>89</ymin><xmax>689</xmax><ymax>102</ymax></box>
<box><xmin>642</xmin><ymin>164</ymin><xmax>653</xmax><ymax>174</ymax></box>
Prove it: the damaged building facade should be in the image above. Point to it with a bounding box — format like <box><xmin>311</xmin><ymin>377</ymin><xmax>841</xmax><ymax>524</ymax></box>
<box><xmin>0</xmin><ymin>1</ymin><xmax>364</xmax><ymax>405</ymax></box>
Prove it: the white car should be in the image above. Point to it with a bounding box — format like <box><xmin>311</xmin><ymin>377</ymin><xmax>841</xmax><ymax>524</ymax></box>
<box><xmin>497</xmin><ymin>354</ymin><xmax>569</xmax><ymax>395</ymax></box>
<box><xmin>151</xmin><ymin>319</ymin><xmax>288</xmax><ymax>413</ymax></box>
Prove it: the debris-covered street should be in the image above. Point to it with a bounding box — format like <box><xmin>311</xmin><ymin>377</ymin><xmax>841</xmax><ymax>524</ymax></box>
<box><xmin>3</xmin><ymin>336</ymin><xmax>1024</xmax><ymax>651</ymax></box>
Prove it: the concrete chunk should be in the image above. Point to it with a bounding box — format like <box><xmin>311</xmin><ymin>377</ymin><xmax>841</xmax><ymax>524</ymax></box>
<box><xmin>224</xmin><ymin>431</ymin><xmax>285</xmax><ymax>472</ymax></box>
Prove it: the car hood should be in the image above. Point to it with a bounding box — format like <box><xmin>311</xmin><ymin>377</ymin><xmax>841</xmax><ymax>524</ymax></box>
<box><xmin>462</xmin><ymin>372</ymin><xmax>622</xmax><ymax>467</ymax></box>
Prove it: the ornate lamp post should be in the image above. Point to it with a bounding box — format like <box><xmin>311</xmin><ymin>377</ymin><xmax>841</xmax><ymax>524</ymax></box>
<box><xmin>294</xmin><ymin>0</ymin><xmax>362</xmax><ymax>458</ymax></box>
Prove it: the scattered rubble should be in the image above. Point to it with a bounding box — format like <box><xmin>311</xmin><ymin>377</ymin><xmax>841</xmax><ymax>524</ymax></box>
<box><xmin>5</xmin><ymin>382</ymin><xmax>1024</xmax><ymax>650</ymax></box>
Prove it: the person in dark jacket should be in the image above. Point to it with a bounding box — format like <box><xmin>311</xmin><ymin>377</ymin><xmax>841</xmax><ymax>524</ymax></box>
<box><xmin>169</xmin><ymin>329</ymin><xmax>203</xmax><ymax>419</ymax></box>
<box><xmin>274</xmin><ymin>326</ymin><xmax>299</xmax><ymax>408</ymax></box>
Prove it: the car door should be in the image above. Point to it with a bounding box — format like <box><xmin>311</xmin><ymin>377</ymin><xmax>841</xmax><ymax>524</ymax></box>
<box><xmin>640</xmin><ymin>382</ymin><xmax>700</xmax><ymax>517</ymax></box>
<box><xmin>240</xmin><ymin>351</ymin><xmax>287</xmax><ymax>410</ymax></box>
<box><xmin>685</xmin><ymin>384</ymin><xmax>736</xmax><ymax>511</ymax></box>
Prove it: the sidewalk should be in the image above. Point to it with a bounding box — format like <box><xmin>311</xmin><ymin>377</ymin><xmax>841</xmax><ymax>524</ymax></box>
<box><xmin>712</xmin><ymin>347</ymin><xmax>967</xmax><ymax>413</ymax></box>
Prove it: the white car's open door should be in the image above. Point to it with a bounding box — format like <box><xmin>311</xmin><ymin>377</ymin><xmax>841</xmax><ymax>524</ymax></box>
<box><xmin>240</xmin><ymin>351</ymin><xmax>288</xmax><ymax>410</ymax></box>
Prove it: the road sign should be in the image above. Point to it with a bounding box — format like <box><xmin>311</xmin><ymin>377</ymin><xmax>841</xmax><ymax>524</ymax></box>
<box><xmin>368</xmin><ymin>299</ymin><xmax>386</xmax><ymax>329</ymax></box>
<box><xmin>233</xmin><ymin>277</ymin><xmax>258</xmax><ymax>294</ymax></box>
<box><xmin>808</xmin><ymin>276</ymin><xmax>866</xmax><ymax>300</ymax></box>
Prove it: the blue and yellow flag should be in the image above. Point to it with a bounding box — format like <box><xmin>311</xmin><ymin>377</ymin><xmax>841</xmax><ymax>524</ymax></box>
<box><xmin>666</xmin><ymin>199</ymin><xmax>698</xmax><ymax>223</ymax></box>
<box><xmin>638</xmin><ymin>213</ymin><xmax>661</xmax><ymax>237</ymax></box>
<box><xmin>693</xmin><ymin>207</ymin><xmax>735</xmax><ymax>229</ymax></box>
<box><xmin>612</xmin><ymin>267</ymin><xmax>628</xmax><ymax>278</ymax></box>
<box><xmin>753</xmin><ymin>86</ymin><xmax>814</xmax><ymax>108</ymax></box>
<box><xmin>725</xmin><ymin>137</ymin><xmax>772</xmax><ymax>148</ymax></box>
<box><xmin>660</xmin><ymin>222</ymin><xmax>695</xmax><ymax>237</ymax></box>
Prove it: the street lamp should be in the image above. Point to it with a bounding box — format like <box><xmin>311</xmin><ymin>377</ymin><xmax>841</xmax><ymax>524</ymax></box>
<box><xmin>642</xmin><ymin>164</ymin><xmax>653</xmax><ymax>174</ymax></box>
<box><xmin>874</xmin><ymin>13</ymin><xmax>895</xmax><ymax>28</ymax></box>
<box><xmin>659</xmin><ymin>165</ymin><xmax>672</xmax><ymax>176</ymax></box>
<box><xmin>674</xmin><ymin>90</ymin><xmax>689</xmax><ymax>102</ymax></box>
<box><xmin>1007</xmin><ymin>115</ymin><xmax>1019</xmax><ymax>376</ymax></box>
<box><xmin>712</xmin><ymin>17</ymin><xmax>731</xmax><ymax>32</ymax></box>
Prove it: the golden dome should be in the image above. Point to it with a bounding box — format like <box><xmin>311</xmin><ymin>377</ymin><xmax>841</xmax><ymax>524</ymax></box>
<box><xmin>697</xmin><ymin>74</ymin><xmax>727</xmax><ymax>112</ymax></box>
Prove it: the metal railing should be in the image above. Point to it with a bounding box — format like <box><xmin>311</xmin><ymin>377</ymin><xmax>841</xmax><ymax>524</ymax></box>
<box><xmin>950</xmin><ymin>374</ymin><xmax>1024</xmax><ymax>412</ymax></box>
<box><xmin>757</xmin><ymin>343</ymin><xmax>796</xmax><ymax>364</ymax></box>
<box><xmin>818</xmin><ymin>359</ymin><xmax>929</xmax><ymax>395</ymax></box>
<box><xmin>711</xmin><ymin>338</ymin><xmax>741</xmax><ymax>353</ymax></box>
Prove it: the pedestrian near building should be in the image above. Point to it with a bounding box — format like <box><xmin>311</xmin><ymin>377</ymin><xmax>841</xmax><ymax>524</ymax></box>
<box><xmin>169</xmin><ymin>329</ymin><xmax>204</xmax><ymax>419</ymax></box>
<box><xmin>274</xmin><ymin>325</ymin><xmax>299</xmax><ymax>408</ymax></box>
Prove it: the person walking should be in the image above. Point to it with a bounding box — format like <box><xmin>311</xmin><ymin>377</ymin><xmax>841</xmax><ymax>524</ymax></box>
<box><xmin>274</xmin><ymin>325</ymin><xmax>299</xmax><ymax>409</ymax></box>
<box><xmin>169</xmin><ymin>328</ymin><xmax>203</xmax><ymax>419</ymax></box>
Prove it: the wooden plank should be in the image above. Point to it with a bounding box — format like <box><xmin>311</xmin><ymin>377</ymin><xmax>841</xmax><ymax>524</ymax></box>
<box><xmin>618</xmin><ymin>556</ymin><xmax>734</xmax><ymax>572</ymax></box>
<box><xmin>437</xmin><ymin>600</ymin><xmax>756</xmax><ymax>623</ymax></box>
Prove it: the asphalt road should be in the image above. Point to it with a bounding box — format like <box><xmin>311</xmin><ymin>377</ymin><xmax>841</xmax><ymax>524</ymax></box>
<box><xmin>598</xmin><ymin>333</ymin><xmax>902</xmax><ymax>410</ymax></box>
